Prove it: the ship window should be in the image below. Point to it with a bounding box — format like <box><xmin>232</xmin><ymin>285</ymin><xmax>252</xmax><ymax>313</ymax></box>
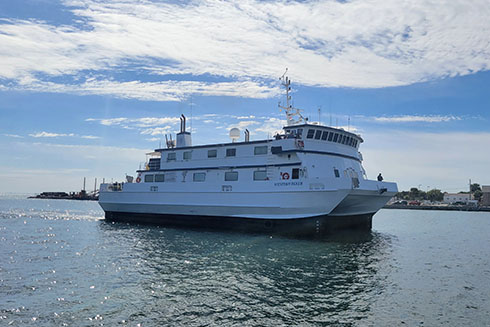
<box><xmin>155</xmin><ymin>174</ymin><xmax>164</xmax><ymax>182</ymax></box>
<box><xmin>328</xmin><ymin>132</ymin><xmax>334</xmax><ymax>141</ymax></box>
<box><xmin>208</xmin><ymin>149</ymin><xmax>217</xmax><ymax>158</ymax></box>
<box><xmin>345</xmin><ymin>136</ymin><xmax>351</xmax><ymax>145</ymax></box>
<box><xmin>167</xmin><ymin>152</ymin><xmax>176</xmax><ymax>161</ymax></box>
<box><xmin>354</xmin><ymin>140</ymin><xmax>358</xmax><ymax>147</ymax></box>
<box><xmin>183</xmin><ymin>151</ymin><xmax>192</xmax><ymax>160</ymax></box>
<box><xmin>226</xmin><ymin>148</ymin><xmax>236</xmax><ymax>157</ymax></box>
<box><xmin>254</xmin><ymin>146</ymin><xmax>267</xmax><ymax>155</ymax></box>
<box><xmin>297</xmin><ymin>129</ymin><xmax>303</xmax><ymax>137</ymax></box>
<box><xmin>306</xmin><ymin>129</ymin><xmax>315</xmax><ymax>139</ymax></box>
<box><xmin>314</xmin><ymin>130</ymin><xmax>322</xmax><ymax>139</ymax></box>
<box><xmin>334</xmin><ymin>169</ymin><xmax>340</xmax><ymax>178</ymax></box>
<box><xmin>225</xmin><ymin>171</ymin><xmax>238</xmax><ymax>181</ymax></box>
<box><xmin>292</xmin><ymin>168</ymin><xmax>300</xmax><ymax>179</ymax></box>
<box><xmin>164</xmin><ymin>173</ymin><xmax>176</xmax><ymax>182</ymax></box>
<box><xmin>144</xmin><ymin>174</ymin><xmax>154</xmax><ymax>183</ymax></box>
<box><xmin>333</xmin><ymin>133</ymin><xmax>339</xmax><ymax>142</ymax></box>
<box><xmin>253</xmin><ymin>171</ymin><xmax>267</xmax><ymax>181</ymax></box>
<box><xmin>193</xmin><ymin>172</ymin><xmax>206</xmax><ymax>182</ymax></box>
<box><xmin>321</xmin><ymin>131</ymin><xmax>329</xmax><ymax>140</ymax></box>
<box><xmin>342</xmin><ymin>135</ymin><xmax>347</xmax><ymax>144</ymax></box>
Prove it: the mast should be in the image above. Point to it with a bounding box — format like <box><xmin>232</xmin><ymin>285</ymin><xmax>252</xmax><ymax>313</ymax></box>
<box><xmin>278</xmin><ymin>68</ymin><xmax>305</xmax><ymax>126</ymax></box>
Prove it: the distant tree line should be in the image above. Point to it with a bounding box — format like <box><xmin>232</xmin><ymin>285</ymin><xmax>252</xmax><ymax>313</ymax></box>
<box><xmin>395</xmin><ymin>183</ymin><xmax>483</xmax><ymax>202</ymax></box>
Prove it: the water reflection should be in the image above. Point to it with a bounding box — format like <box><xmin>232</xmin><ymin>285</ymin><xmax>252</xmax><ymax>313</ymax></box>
<box><xmin>99</xmin><ymin>221</ymin><xmax>394</xmax><ymax>325</ymax></box>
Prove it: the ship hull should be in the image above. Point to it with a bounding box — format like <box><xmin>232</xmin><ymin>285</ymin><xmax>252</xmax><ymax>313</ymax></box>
<box><xmin>103</xmin><ymin>210</ymin><xmax>374</xmax><ymax>236</ymax></box>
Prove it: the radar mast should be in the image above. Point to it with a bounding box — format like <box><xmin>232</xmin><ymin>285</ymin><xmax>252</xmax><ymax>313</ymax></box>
<box><xmin>278</xmin><ymin>68</ymin><xmax>306</xmax><ymax>126</ymax></box>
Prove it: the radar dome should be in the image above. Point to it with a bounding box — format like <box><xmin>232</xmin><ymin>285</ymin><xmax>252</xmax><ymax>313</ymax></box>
<box><xmin>229</xmin><ymin>128</ymin><xmax>240</xmax><ymax>142</ymax></box>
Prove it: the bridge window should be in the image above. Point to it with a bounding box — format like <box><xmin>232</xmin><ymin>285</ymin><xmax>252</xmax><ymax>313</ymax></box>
<box><xmin>167</xmin><ymin>152</ymin><xmax>176</xmax><ymax>161</ymax></box>
<box><xmin>225</xmin><ymin>171</ymin><xmax>238</xmax><ymax>181</ymax></box>
<box><xmin>253</xmin><ymin>171</ymin><xmax>267</xmax><ymax>181</ymax></box>
<box><xmin>328</xmin><ymin>132</ymin><xmax>334</xmax><ymax>141</ymax></box>
<box><xmin>333</xmin><ymin>133</ymin><xmax>339</xmax><ymax>142</ymax></box>
<box><xmin>314</xmin><ymin>130</ymin><xmax>322</xmax><ymax>139</ymax></box>
<box><xmin>155</xmin><ymin>174</ymin><xmax>164</xmax><ymax>182</ymax></box>
<box><xmin>226</xmin><ymin>148</ymin><xmax>236</xmax><ymax>157</ymax></box>
<box><xmin>321</xmin><ymin>131</ymin><xmax>329</xmax><ymax>140</ymax></box>
<box><xmin>183</xmin><ymin>151</ymin><xmax>192</xmax><ymax>160</ymax></box>
<box><xmin>254</xmin><ymin>146</ymin><xmax>268</xmax><ymax>155</ymax></box>
<box><xmin>144</xmin><ymin>174</ymin><xmax>154</xmax><ymax>183</ymax></box>
<box><xmin>306</xmin><ymin>129</ymin><xmax>315</xmax><ymax>139</ymax></box>
<box><xmin>208</xmin><ymin>149</ymin><xmax>217</xmax><ymax>158</ymax></box>
<box><xmin>193</xmin><ymin>172</ymin><xmax>206</xmax><ymax>182</ymax></box>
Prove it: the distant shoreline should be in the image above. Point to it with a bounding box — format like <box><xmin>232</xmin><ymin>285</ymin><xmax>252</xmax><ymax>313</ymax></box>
<box><xmin>384</xmin><ymin>204</ymin><xmax>490</xmax><ymax>212</ymax></box>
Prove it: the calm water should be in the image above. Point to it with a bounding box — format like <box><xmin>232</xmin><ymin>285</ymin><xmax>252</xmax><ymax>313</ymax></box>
<box><xmin>1</xmin><ymin>194</ymin><xmax>489</xmax><ymax>326</ymax></box>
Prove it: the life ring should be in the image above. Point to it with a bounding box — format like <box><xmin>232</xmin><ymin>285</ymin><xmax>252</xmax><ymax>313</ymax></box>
<box><xmin>136</xmin><ymin>177</ymin><xmax>141</xmax><ymax>183</ymax></box>
<box><xmin>281</xmin><ymin>172</ymin><xmax>290</xmax><ymax>180</ymax></box>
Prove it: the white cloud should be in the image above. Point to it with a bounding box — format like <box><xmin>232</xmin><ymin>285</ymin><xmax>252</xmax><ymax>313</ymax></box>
<box><xmin>140</xmin><ymin>127</ymin><xmax>173</xmax><ymax>136</ymax></box>
<box><xmin>254</xmin><ymin>118</ymin><xmax>287</xmax><ymax>135</ymax></box>
<box><xmin>372</xmin><ymin>115</ymin><xmax>462</xmax><ymax>123</ymax></box>
<box><xmin>0</xmin><ymin>0</ymin><xmax>489</xmax><ymax>101</ymax></box>
<box><xmin>2</xmin><ymin>134</ymin><xmax>23</xmax><ymax>138</ymax></box>
<box><xmin>29</xmin><ymin>132</ymin><xmax>75</xmax><ymax>138</ymax></box>
<box><xmin>28</xmin><ymin>131</ymin><xmax>99</xmax><ymax>139</ymax></box>
<box><xmin>4</xmin><ymin>77</ymin><xmax>280</xmax><ymax>101</ymax></box>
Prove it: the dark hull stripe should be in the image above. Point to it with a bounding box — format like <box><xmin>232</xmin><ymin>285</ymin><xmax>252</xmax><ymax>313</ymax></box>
<box><xmin>280</xmin><ymin>149</ymin><xmax>360</xmax><ymax>162</ymax></box>
<box><xmin>137</xmin><ymin>161</ymin><xmax>302</xmax><ymax>173</ymax></box>
<box><xmin>104</xmin><ymin>211</ymin><xmax>374</xmax><ymax>236</ymax></box>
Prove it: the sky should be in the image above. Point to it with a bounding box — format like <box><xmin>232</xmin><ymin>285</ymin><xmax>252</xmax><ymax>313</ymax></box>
<box><xmin>1</xmin><ymin>0</ymin><xmax>489</xmax><ymax>194</ymax></box>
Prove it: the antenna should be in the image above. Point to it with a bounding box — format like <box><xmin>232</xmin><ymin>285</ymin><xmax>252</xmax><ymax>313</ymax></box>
<box><xmin>318</xmin><ymin>106</ymin><xmax>321</xmax><ymax>124</ymax></box>
<box><xmin>278</xmin><ymin>69</ymin><xmax>306</xmax><ymax>126</ymax></box>
<box><xmin>348</xmin><ymin>116</ymin><xmax>350</xmax><ymax>131</ymax></box>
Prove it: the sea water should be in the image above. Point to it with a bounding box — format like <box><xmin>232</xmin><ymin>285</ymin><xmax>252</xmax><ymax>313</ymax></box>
<box><xmin>1</xmin><ymin>194</ymin><xmax>489</xmax><ymax>326</ymax></box>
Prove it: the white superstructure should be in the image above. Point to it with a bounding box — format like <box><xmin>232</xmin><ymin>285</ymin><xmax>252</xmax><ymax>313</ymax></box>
<box><xmin>99</xmin><ymin>74</ymin><xmax>397</xmax><ymax>235</ymax></box>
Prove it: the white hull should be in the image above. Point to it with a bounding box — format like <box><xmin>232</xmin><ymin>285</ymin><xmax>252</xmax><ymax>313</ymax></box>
<box><xmin>98</xmin><ymin>119</ymin><xmax>398</xmax><ymax>235</ymax></box>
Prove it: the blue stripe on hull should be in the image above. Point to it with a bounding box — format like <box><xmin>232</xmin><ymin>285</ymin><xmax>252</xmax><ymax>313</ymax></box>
<box><xmin>104</xmin><ymin>211</ymin><xmax>374</xmax><ymax>236</ymax></box>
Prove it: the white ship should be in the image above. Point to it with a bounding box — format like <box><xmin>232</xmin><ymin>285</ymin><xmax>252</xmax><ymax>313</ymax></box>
<box><xmin>99</xmin><ymin>74</ymin><xmax>397</xmax><ymax>236</ymax></box>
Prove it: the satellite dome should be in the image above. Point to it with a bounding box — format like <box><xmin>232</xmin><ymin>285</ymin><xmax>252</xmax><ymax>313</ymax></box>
<box><xmin>229</xmin><ymin>128</ymin><xmax>240</xmax><ymax>142</ymax></box>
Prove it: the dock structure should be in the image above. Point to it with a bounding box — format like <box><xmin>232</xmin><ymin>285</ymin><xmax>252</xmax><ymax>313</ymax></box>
<box><xmin>482</xmin><ymin>186</ymin><xmax>490</xmax><ymax>206</ymax></box>
<box><xmin>29</xmin><ymin>178</ymin><xmax>100</xmax><ymax>201</ymax></box>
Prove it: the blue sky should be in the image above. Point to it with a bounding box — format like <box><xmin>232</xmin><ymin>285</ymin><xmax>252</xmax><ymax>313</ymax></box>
<box><xmin>1</xmin><ymin>0</ymin><xmax>489</xmax><ymax>193</ymax></box>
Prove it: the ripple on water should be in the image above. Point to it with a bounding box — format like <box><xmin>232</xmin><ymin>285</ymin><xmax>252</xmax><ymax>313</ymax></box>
<box><xmin>2</xmin><ymin>198</ymin><xmax>490</xmax><ymax>325</ymax></box>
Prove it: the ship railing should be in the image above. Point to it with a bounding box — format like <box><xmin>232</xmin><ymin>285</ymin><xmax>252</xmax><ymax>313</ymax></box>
<box><xmin>107</xmin><ymin>182</ymin><xmax>123</xmax><ymax>192</ymax></box>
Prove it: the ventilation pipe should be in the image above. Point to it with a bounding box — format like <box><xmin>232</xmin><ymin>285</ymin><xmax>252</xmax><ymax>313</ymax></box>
<box><xmin>181</xmin><ymin>114</ymin><xmax>186</xmax><ymax>132</ymax></box>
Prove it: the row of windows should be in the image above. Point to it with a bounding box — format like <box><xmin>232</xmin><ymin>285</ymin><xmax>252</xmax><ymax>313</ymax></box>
<box><xmin>306</xmin><ymin>129</ymin><xmax>358</xmax><ymax>148</ymax></box>
<box><xmin>167</xmin><ymin>146</ymin><xmax>267</xmax><ymax>161</ymax></box>
<box><xmin>142</xmin><ymin>168</ymin><xmax>301</xmax><ymax>183</ymax></box>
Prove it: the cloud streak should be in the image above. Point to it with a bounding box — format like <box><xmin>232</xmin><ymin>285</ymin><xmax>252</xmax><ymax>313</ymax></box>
<box><xmin>0</xmin><ymin>0</ymin><xmax>489</xmax><ymax>101</ymax></box>
<box><xmin>371</xmin><ymin>115</ymin><xmax>462</xmax><ymax>123</ymax></box>
<box><xmin>29</xmin><ymin>131</ymin><xmax>100</xmax><ymax>139</ymax></box>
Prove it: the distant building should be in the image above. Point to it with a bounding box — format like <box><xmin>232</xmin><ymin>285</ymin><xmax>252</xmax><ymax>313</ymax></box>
<box><xmin>443</xmin><ymin>193</ymin><xmax>471</xmax><ymax>204</ymax></box>
<box><xmin>482</xmin><ymin>186</ymin><xmax>490</xmax><ymax>206</ymax></box>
